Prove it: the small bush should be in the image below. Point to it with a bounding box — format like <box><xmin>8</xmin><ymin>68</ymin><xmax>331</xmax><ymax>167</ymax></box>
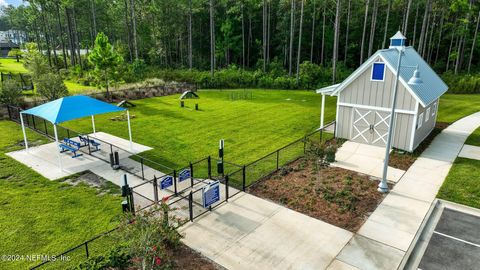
<box><xmin>0</xmin><ymin>80</ymin><xmax>23</xmax><ymax>105</ymax></box>
<box><xmin>36</xmin><ymin>73</ymin><xmax>68</xmax><ymax>101</ymax></box>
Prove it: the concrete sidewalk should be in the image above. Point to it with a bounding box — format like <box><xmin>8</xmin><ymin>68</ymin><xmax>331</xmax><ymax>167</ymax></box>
<box><xmin>333</xmin><ymin>112</ymin><xmax>480</xmax><ymax>270</ymax></box>
<box><xmin>180</xmin><ymin>192</ymin><xmax>353</xmax><ymax>270</ymax></box>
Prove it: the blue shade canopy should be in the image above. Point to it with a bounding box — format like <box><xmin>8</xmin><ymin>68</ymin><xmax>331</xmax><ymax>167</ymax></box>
<box><xmin>21</xmin><ymin>95</ymin><xmax>126</xmax><ymax>124</ymax></box>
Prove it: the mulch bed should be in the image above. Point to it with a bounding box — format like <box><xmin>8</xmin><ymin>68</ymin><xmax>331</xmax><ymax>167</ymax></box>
<box><xmin>388</xmin><ymin>122</ymin><xmax>449</xmax><ymax>171</ymax></box>
<box><xmin>248</xmin><ymin>158</ymin><xmax>388</xmax><ymax>232</ymax></box>
<box><xmin>170</xmin><ymin>243</ymin><xmax>225</xmax><ymax>270</ymax></box>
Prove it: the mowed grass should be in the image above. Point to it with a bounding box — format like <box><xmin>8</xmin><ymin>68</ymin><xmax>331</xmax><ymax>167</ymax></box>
<box><xmin>437</xmin><ymin>94</ymin><xmax>480</xmax><ymax>123</ymax></box>
<box><xmin>63</xmin><ymin>89</ymin><xmax>337</xmax><ymax>169</ymax></box>
<box><xmin>0</xmin><ymin>58</ymin><xmax>98</xmax><ymax>94</ymax></box>
<box><xmin>437</xmin><ymin>158</ymin><xmax>480</xmax><ymax>209</ymax></box>
<box><xmin>465</xmin><ymin>127</ymin><xmax>480</xmax><ymax>146</ymax></box>
<box><xmin>0</xmin><ymin>121</ymin><xmax>122</xmax><ymax>269</ymax></box>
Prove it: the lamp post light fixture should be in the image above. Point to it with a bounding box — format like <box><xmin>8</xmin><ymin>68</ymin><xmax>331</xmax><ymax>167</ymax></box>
<box><xmin>378</xmin><ymin>50</ymin><xmax>423</xmax><ymax>193</ymax></box>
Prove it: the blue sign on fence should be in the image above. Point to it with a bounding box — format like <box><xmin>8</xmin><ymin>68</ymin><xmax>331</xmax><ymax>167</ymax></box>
<box><xmin>160</xmin><ymin>175</ymin><xmax>173</xmax><ymax>190</ymax></box>
<box><xmin>179</xmin><ymin>169</ymin><xmax>191</xmax><ymax>182</ymax></box>
<box><xmin>202</xmin><ymin>181</ymin><xmax>220</xmax><ymax>208</ymax></box>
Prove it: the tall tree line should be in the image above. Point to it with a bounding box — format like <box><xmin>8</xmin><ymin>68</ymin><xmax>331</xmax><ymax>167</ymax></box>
<box><xmin>1</xmin><ymin>0</ymin><xmax>479</xmax><ymax>76</ymax></box>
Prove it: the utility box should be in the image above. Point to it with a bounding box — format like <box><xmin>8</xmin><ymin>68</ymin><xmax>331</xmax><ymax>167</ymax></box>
<box><xmin>217</xmin><ymin>160</ymin><xmax>224</xmax><ymax>174</ymax></box>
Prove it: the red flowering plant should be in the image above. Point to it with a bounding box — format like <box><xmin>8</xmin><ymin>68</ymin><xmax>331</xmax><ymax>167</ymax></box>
<box><xmin>116</xmin><ymin>201</ymin><xmax>183</xmax><ymax>269</ymax></box>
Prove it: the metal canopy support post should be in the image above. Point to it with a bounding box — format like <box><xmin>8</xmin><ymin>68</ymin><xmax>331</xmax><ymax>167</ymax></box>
<box><xmin>320</xmin><ymin>94</ymin><xmax>325</xmax><ymax>129</ymax></box>
<box><xmin>127</xmin><ymin>110</ymin><xmax>133</xmax><ymax>151</ymax></box>
<box><xmin>91</xmin><ymin>115</ymin><xmax>96</xmax><ymax>134</ymax></box>
<box><xmin>53</xmin><ymin>124</ymin><xmax>63</xmax><ymax>171</ymax></box>
<box><xmin>20</xmin><ymin>112</ymin><xmax>28</xmax><ymax>150</ymax></box>
<box><xmin>379</xmin><ymin>48</ymin><xmax>404</xmax><ymax>193</ymax></box>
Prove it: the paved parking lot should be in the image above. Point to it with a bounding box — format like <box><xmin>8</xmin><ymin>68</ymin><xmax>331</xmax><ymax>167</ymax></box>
<box><xmin>418</xmin><ymin>208</ymin><xmax>480</xmax><ymax>270</ymax></box>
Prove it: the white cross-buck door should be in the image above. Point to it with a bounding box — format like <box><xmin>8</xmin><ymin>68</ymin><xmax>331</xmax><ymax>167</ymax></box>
<box><xmin>351</xmin><ymin>108</ymin><xmax>390</xmax><ymax>146</ymax></box>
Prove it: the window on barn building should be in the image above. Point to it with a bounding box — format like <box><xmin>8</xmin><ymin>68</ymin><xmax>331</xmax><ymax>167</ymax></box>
<box><xmin>432</xmin><ymin>102</ymin><xmax>437</xmax><ymax>116</ymax></box>
<box><xmin>371</xmin><ymin>62</ymin><xmax>386</xmax><ymax>81</ymax></box>
<box><xmin>426</xmin><ymin>108</ymin><xmax>430</xmax><ymax>122</ymax></box>
<box><xmin>417</xmin><ymin>113</ymin><xmax>424</xmax><ymax>129</ymax></box>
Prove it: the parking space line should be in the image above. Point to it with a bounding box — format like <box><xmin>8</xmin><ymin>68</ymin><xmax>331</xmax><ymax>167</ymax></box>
<box><xmin>433</xmin><ymin>231</ymin><xmax>480</xmax><ymax>248</ymax></box>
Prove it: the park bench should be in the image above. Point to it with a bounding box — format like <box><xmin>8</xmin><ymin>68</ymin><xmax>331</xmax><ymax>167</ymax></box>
<box><xmin>79</xmin><ymin>135</ymin><xmax>101</xmax><ymax>152</ymax></box>
<box><xmin>59</xmin><ymin>143</ymin><xmax>82</xmax><ymax>158</ymax></box>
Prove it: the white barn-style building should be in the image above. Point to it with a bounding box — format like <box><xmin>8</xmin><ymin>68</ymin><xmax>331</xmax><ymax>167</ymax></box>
<box><xmin>317</xmin><ymin>32</ymin><xmax>448</xmax><ymax>152</ymax></box>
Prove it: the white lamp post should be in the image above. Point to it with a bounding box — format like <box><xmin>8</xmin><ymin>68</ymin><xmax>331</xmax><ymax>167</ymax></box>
<box><xmin>379</xmin><ymin>50</ymin><xmax>423</xmax><ymax>193</ymax></box>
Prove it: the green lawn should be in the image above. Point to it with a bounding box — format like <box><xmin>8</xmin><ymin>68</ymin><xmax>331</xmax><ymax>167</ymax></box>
<box><xmin>0</xmin><ymin>58</ymin><xmax>98</xmax><ymax>94</ymax></box>
<box><xmin>0</xmin><ymin>121</ymin><xmax>122</xmax><ymax>269</ymax></box>
<box><xmin>437</xmin><ymin>94</ymin><xmax>480</xmax><ymax>123</ymax></box>
<box><xmin>465</xmin><ymin>127</ymin><xmax>480</xmax><ymax>146</ymax></box>
<box><xmin>437</xmin><ymin>158</ymin><xmax>480</xmax><ymax>209</ymax></box>
<box><xmin>63</xmin><ymin>89</ymin><xmax>337</xmax><ymax>170</ymax></box>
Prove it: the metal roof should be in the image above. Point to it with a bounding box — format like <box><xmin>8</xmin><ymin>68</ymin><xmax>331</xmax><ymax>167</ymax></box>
<box><xmin>316</xmin><ymin>84</ymin><xmax>340</xmax><ymax>96</ymax></box>
<box><xmin>390</xmin><ymin>31</ymin><xmax>407</xmax><ymax>40</ymax></box>
<box><xmin>380</xmin><ymin>47</ymin><xmax>448</xmax><ymax>107</ymax></box>
<box><xmin>327</xmin><ymin>47</ymin><xmax>448</xmax><ymax>107</ymax></box>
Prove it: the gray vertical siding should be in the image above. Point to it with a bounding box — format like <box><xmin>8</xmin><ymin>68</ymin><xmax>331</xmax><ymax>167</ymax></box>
<box><xmin>413</xmin><ymin>99</ymin><xmax>438</xmax><ymax>150</ymax></box>
<box><xmin>337</xmin><ymin>103</ymin><xmax>413</xmax><ymax>151</ymax></box>
<box><xmin>336</xmin><ymin>105</ymin><xmax>353</xmax><ymax>139</ymax></box>
<box><xmin>339</xmin><ymin>56</ymin><xmax>417</xmax><ymax>111</ymax></box>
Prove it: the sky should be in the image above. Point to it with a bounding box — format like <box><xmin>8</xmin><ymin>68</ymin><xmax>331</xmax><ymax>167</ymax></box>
<box><xmin>2</xmin><ymin>0</ymin><xmax>23</xmax><ymax>7</ymax></box>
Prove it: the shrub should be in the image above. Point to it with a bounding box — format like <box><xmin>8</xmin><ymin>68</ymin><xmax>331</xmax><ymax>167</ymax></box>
<box><xmin>36</xmin><ymin>73</ymin><xmax>68</xmax><ymax>101</ymax></box>
<box><xmin>69</xmin><ymin>244</ymin><xmax>131</xmax><ymax>270</ymax></box>
<box><xmin>0</xmin><ymin>80</ymin><xmax>23</xmax><ymax>105</ymax></box>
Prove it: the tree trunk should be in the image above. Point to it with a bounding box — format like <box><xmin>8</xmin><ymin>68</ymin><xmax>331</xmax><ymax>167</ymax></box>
<box><xmin>403</xmin><ymin>0</ymin><xmax>412</xmax><ymax>36</ymax></box>
<box><xmin>468</xmin><ymin>10</ymin><xmax>480</xmax><ymax>73</ymax></box>
<box><xmin>267</xmin><ymin>1</ymin><xmax>271</xmax><ymax>65</ymax></box>
<box><xmin>241</xmin><ymin>2</ymin><xmax>245</xmax><ymax>69</ymax></box>
<box><xmin>123</xmin><ymin>0</ymin><xmax>133</xmax><ymax>62</ymax></box>
<box><xmin>130</xmin><ymin>0</ymin><xmax>139</xmax><ymax>60</ymax></box>
<box><xmin>56</xmin><ymin>3</ymin><xmax>68</xmax><ymax>68</ymax></box>
<box><xmin>310</xmin><ymin>0</ymin><xmax>317</xmax><ymax>62</ymax></box>
<box><xmin>412</xmin><ymin>3</ymin><xmax>419</xmax><ymax>47</ymax></box>
<box><xmin>210</xmin><ymin>0</ymin><xmax>215</xmax><ymax>77</ymax></box>
<box><xmin>40</xmin><ymin>3</ymin><xmax>52</xmax><ymax>67</ymax></box>
<box><xmin>382</xmin><ymin>0</ymin><xmax>391</xmax><ymax>49</ymax></box>
<box><xmin>426</xmin><ymin>13</ymin><xmax>436</xmax><ymax>63</ymax></box>
<box><xmin>418</xmin><ymin>0</ymin><xmax>431</xmax><ymax>57</ymax></box>
<box><xmin>65</xmin><ymin>8</ymin><xmax>75</xmax><ymax>66</ymax></box>
<box><xmin>288</xmin><ymin>0</ymin><xmax>295</xmax><ymax>76</ymax></box>
<box><xmin>344</xmin><ymin>0</ymin><xmax>351</xmax><ymax>62</ymax></box>
<box><xmin>368</xmin><ymin>0</ymin><xmax>378</xmax><ymax>57</ymax></box>
<box><xmin>72</xmin><ymin>7</ymin><xmax>82</xmax><ymax>69</ymax></box>
<box><xmin>90</xmin><ymin>0</ymin><xmax>97</xmax><ymax>39</ymax></box>
<box><xmin>262</xmin><ymin>0</ymin><xmax>266</xmax><ymax>72</ymax></box>
<box><xmin>320</xmin><ymin>3</ymin><xmax>325</xmax><ymax>65</ymax></box>
<box><xmin>188</xmin><ymin>0</ymin><xmax>193</xmax><ymax>69</ymax></box>
<box><xmin>247</xmin><ymin>16</ymin><xmax>252</xmax><ymax>67</ymax></box>
<box><xmin>332</xmin><ymin>0</ymin><xmax>340</xmax><ymax>83</ymax></box>
<box><xmin>296</xmin><ymin>0</ymin><xmax>305</xmax><ymax>83</ymax></box>
<box><xmin>434</xmin><ymin>11</ymin><xmax>445</xmax><ymax>66</ymax></box>
<box><xmin>360</xmin><ymin>0</ymin><xmax>370</xmax><ymax>64</ymax></box>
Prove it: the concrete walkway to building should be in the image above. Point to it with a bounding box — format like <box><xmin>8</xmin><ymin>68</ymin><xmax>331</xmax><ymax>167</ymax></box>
<box><xmin>333</xmin><ymin>111</ymin><xmax>480</xmax><ymax>270</ymax></box>
<box><xmin>180</xmin><ymin>192</ymin><xmax>353</xmax><ymax>270</ymax></box>
<box><xmin>332</xmin><ymin>141</ymin><xmax>406</xmax><ymax>182</ymax></box>
<box><xmin>459</xmin><ymin>144</ymin><xmax>480</xmax><ymax>160</ymax></box>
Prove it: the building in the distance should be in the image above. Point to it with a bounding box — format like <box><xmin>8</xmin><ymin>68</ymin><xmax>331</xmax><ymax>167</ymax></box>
<box><xmin>317</xmin><ymin>32</ymin><xmax>448</xmax><ymax>152</ymax></box>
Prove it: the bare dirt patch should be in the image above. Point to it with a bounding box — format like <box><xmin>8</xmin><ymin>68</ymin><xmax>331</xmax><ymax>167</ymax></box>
<box><xmin>61</xmin><ymin>171</ymin><xmax>120</xmax><ymax>195</ymax></box>
<box><xmin>169</xmin><ymin>243</ymin><xmax>225</xmax><ymax>270</ymax></box>
<box><xmin>248</xmin><ymin>158</ymin><xmax>388</xmax><ymax>232</ymax></box>
<box><xmin>389</xmin><ymin>122</ymin><xmax>449</xmax><ymax>170</ymax></box>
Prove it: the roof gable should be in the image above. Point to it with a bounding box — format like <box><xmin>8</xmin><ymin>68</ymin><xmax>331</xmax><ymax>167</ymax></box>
<box><xmin>332</xmin><ymin>47</ymin><xmax>448</xmax><ymax>107</ymax></box>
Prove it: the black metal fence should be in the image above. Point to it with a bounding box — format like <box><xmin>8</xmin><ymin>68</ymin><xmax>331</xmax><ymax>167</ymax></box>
<box><xmin>8</xmin><ymin>103</ymin><xmax>335</xmax><ymax>269</ymax></box>
<box><xmin>1</xmin><ymin>72</ymin><xmax>34</xmax><ymax>90</ymax></box>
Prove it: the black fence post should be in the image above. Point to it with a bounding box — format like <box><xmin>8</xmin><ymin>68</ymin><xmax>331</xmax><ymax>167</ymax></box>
<box><xmin>207</xmin><ymin>156</ymin><xmax>211</xmax><ymax>179</ymax></box>
<box><xmin>67</xmin><ymin>129</ymin><xmax>70</xmax><ymax>139</ymax></box>
<box><xmin>225</xmin><ymin>175</ymin><xmax>229</xmax><ymax>202</ymax></box>
<box><xmin>242</xmin><ymin>166</ymin><xmax>246</xmax><ymax>192</ymax></box>
<box><xmin>141</xmin><ymin>158</ymin><xmax>145</xmax><ymax>180</ymax></box>
<box><xmin>173</xmin><ymin>170</ymin><xmax>178</xmax><ymax>195</ymax></box>
<box><xmin>276</xmin><ymin>150</ymin><xmax>279</xmax><ymax>170</ymax></box>
<box><xmin>85</xmin><ymin>242</ymin><xmax>89</xmax><ymax>258</ymax></box>
<box><xmin>188</xmin><ymin>191</ymin><xmax>193</xmax><ymax>222</ymax></box>
<box><xmin>87</xmin><ymin>135</ymin><xmax>92</xmax><ymax>155</ymax></box>
<box><xmin>189</xmin><ymin>162</ymin><xmax>194</xmax><ymax>187</ymax></box>
<box><xmin>153</xmin><ymin>176</ymin><xmax>159</xmax><ymax>204</ymax></box>
<box><xmin>32</xmin><ymin>115</ymin><xmax>36</xmax><ymax>130</ymax></box>
<box><xmin>320</xmin><ymin>128</ymin><xmax>323</xmax><ymax>142</ymax></box>
<box><xmin>43</xmin><ymin>119</ymin><xmax>48</xmax><ymax>136</ymax></box>
<box><xmin>333</xmin><ymin>121</ymin><xmax>337</xmax><ymax>137</ymax></box>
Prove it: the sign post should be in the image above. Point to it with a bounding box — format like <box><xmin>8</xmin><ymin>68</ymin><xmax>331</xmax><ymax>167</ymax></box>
<box><xmin>218</xmin><ymin>139</ymin><xmax>224</xmax><ymax>177</ymax></box>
